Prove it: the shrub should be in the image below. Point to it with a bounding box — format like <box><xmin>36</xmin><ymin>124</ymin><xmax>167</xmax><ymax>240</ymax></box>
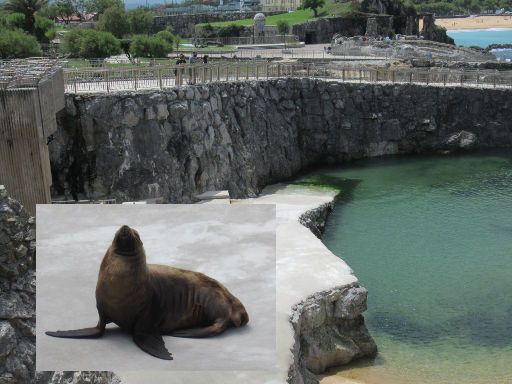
<box><xmin>155</xmin><ymin>28</ymin><xmax>174</xmax><ymax>45</ymax></box>
<box><xmin>62</xmin><ymin>28</ymin><xmax>121</xmax><ymax>58</ymax></box>
<box><xmin>217</xmin><ymin>24</ymin><xmax>244</xmax><ymax>38</ymax></box>
<box><xmin>79</xmin><ymin>30</ymin><xmax>122</xmax><ymax>58</ymax></box>
<box><xmin>0</xmin><ymin>29</ymin><xmax>40</xmax><ymax>58</ymax></box>
<box><xmin>129</xmin><ymin>34</ymin><xmax>171</xmax><ymax>58</ymax></box>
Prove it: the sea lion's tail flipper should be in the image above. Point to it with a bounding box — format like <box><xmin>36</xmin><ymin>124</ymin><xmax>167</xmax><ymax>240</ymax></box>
<box><xmin>133</xmin><ymin>333</ymin><xmax>173</xmax><ymax>360</ymax></box>
<box><xmin>45</xmin><ymin>326</ymin><xmax>104</xmax><ymax>339</ymax></box>
<box><xmin>46</xmin><ymin>316</ymin><xmax>107</xmax><ymax>339</ymax></box>
<box><xmin>171</xmin><ymin>319</ymin><xmax>229</xmax><ymax>338</ymax></box>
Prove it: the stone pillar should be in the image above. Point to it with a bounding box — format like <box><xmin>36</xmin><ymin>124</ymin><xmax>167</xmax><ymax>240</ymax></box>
<box><xmin>421</xmin><ymin>13</ymin><xmax>435</xmax><ymax>40</ymax></box>
<box><xmin>405</xmin><ymin>15</ymin><xmax>416</xmax><ymax>36</ymax></box>
<box><xmin>365</xmin><ymin>17</ymin><xmax>378</xmax><ymax>37</ymax></box>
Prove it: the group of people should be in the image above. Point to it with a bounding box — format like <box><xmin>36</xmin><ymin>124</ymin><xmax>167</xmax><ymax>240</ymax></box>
<box><xmin>174</xmin><ymin>52</ymin><xmax>210</xmax><ymax>84</ymax></box>
<box><xmin>175</xmin><ymin>52</ymin><xmax>209</xmax><ymax>66</ymax></box>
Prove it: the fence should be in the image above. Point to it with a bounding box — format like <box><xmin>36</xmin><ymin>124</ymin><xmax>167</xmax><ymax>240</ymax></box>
<box><xmin>63</xmin><ymin>62</ymin><xmax>512</xmax><ymax>93</ymax></box>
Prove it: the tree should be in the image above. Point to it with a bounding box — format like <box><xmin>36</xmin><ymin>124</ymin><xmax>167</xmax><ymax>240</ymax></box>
<box><xmin>4</xmin><ymin>12</ymin><xmax>26</xmax><ymax>29</ymax></box>
<box><xmin>97</xmin><ymin>6</ymin><xmax>129</xmax><ymax>38</ymax></box>
<box><xmin>0</xmin><ymin>28</ymin><xmax>40</xmax><ymax>58</ymax></box>
<box><xmin>52</xmin><ymin>0</ymin><xmax>74</xmax><ymax>23</ymax></box>
<box><xmin>127</xmin><ymin>8</ymin><xmax>153</xmax><ymax>35</ymax></box>
<box><xmin>34</xmin><ymin>14</ymin><xmax>55</xmax><ymax>42</ymax></box>
<box><xmin>301</xmin><ymin>0</ymin><xmax>325</xmax><ymax>17</ymax></box>
<box><xmin>2</xmin><ymin>0</ymin><xmax>48</xmax><ymax>33</ymax></box>
<box><xmin>85</xmin><ymin>0</ymin><xmax>123</xmax><ymax>14</ymax></box>
<box><xmin>130</xmin><ymin>34</ymin><xmax>171</xmax><ymax>58</ymax></box>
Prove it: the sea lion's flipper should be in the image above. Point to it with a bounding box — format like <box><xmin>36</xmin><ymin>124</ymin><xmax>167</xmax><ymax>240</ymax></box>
<box><xmin>133</xmin><ymin>302</ymin><xmax>173</xmax><ymax>360</ymax></box>
<box><xmin>133</xmin><ymin>333</ymin><xmax>173</xmax><ymax>360</ymax></box>
<box><xmin>45</xmin><ymin>326</ymin><xmax>104</xmax><ymax>338</ymax></box>
<box><xmin>46</xmin><ymin>317</ymin><xmax>107</xmax><ymax>339</ymax></box>
<box><xmin>171</xmin><ymin>319</ymin><xmax>229</xmax><ymax>338</ymax></box>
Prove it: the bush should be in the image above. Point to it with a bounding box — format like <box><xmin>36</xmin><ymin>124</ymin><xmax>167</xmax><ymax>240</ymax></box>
<box><xmin>79</xmin><ymin>30</ymin><xmax>122</xmax><ymax>58</ymax></box>
<box><xmin>61</xmin><ymin>28</ymin><xmax>85</xmax><ymax>57</ymax></box>
<box><xmin>217</xmin><ymin>24</ymin><xmax>244</xmax><ymax>38</ymax></box>
<box><xmin>0</xmin><ymin>29</ymin><xmax>40</xmax><ymax>58</ymax></box>
<box><xmin>62</xmin><ymin>29</ymin><xmax>121</xmax><ymax>58</ymax></box>
<box><xmin>130</xmin><ymin>34</ymin><xmax>171</xmax><ymax>58</ymax></box>
<box><xmin>155</xmin><ymin>28</ymin><xmax>174</xmax><ymax>45</ymax></box>
<box><xmin>276</xmin><ymin>20</ymin><xmax>289</xmax><ymax>35</ymax></box>
<box><xmin>97</xmin><ymin>6</ymin><xmax>129</xmax><ymax>38</ymax></box>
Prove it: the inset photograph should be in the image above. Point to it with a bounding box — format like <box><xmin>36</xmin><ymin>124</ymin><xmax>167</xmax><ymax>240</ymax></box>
<box><xmin>36</xmin><ymin>204</ymin><xmax>276</xmax><ymax>371</ymax></box>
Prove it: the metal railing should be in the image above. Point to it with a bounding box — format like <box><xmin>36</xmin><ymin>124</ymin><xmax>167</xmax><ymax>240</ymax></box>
<box><xmin>63</xmin><ymin>62</ymin><xmax>512</xmax><ymax>94</ymax></box>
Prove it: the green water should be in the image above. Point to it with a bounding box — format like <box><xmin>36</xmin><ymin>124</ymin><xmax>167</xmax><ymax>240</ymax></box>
<box><xmin>318</xmin><ymin>152</ymin><xmax>512</xmax><ymax>384</ymax></box>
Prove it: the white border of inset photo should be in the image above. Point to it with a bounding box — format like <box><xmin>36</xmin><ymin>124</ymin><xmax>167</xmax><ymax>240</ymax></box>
<box><xmin>36</xmin><ymin>204</ymin><xmax>276</xmax><ymax>371</ymax></box>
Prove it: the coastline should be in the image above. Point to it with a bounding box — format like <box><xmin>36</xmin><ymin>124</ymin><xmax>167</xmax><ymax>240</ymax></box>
<box><xmin>435</xmin><ymin>15</ymin><xmax>512</xmax><ymax>30</ymax></box>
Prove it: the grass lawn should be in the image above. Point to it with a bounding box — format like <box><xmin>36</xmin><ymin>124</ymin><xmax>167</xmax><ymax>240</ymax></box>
<box><xmin>204</xmin><ymin>0</ymin><xmax>356</xmax><ymax>27</ymax></box>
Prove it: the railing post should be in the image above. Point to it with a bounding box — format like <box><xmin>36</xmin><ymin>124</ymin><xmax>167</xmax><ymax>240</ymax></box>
<box><xmin>133</xmin><ymin>69</ymin><xmax>138</xmax><ymax>90</ymax></box>
<box><xmin>391</xmin><ymin>70</ymin><xmax>395</xmax><ymax>83</ymax></box>
<box><xmin>266</xmin><ymin>63</ymin><xmax>269</xmax><ymax>79</ymax></box>
<box><xmin>158</xmin><ymin>68</ymin><xmax>162</xmax><ymax>89</ymax></box>
<box><xmin>493</xmin><ymin>74</ymin><xmax>496</xmax><ymax>88</ymax></box>
<box><xmin>74</xmin><ymin>71</ymin><xmax>77</xmax><ymax>93</ymax></box>
<box><xmin>236</xmin><ymin>65</ymin><xmax>239</xmax><ymax>81</ymax></box>
<box><xmin>278</xmin><ymin>64</ymin><xmax>281</xmax><ymax>78</ymax></box>
<box><xmin>342</xmin><ymin>68</ymin><xmax>345</xmax><ymax>82</ymax></box>
<box><xmin>409</xmin><ymin>72</ymin><xmax>413</xmax><ymax>84</ymax></box>
<box><xmin>256</xmin><ymin>65</ymin><xmax>259</xmax><ymax>80</ymax></box>
<box><xmin>460</xmin><ymin>73</ymin><xmax>463</xmax><ymax>86</ymax></box>
<box><xmin>307</xmin><ymin>64</ymin><xmax>311</xmax><ymax>77</ymax></box>
<box><xmin>105</xmin><ymin>69</ymin><xmax>110</xmax><ymax>93</ymax></box>
<box><xmin>217</xmin><ymin>65</ymin><xmax>220</xmax><ymax>81</ymax></box>
<box><xmin>443</xmin><ymin>73</ymin><xmax>447</xmax><ymax>86</ymax></box>
<box><xmin>246</xmin><ymin>63</ymin><xmax>249</xmax><ymax>80</ymax></box>
<box><xmin>209</xmin><ymin>67</ymin><xmax>213</xmax><ymax>83</ymax></box>
<box><xmin>359</xmin><ymin>69</ymin><xmax>362</xmax><ymax>83</ymax></box>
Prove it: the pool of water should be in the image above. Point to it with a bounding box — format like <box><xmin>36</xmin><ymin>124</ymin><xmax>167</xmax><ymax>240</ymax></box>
<box><xmin>315</xmin><ymin>151</ymin><xmax>512</xmax><ymax>384</ymax></box>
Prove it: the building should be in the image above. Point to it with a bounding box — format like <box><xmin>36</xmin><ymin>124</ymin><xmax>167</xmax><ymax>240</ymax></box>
<box><xmin>261</xmin><ymin>0</ymin><xmax>300</xmax><ymax>12</ymax></box>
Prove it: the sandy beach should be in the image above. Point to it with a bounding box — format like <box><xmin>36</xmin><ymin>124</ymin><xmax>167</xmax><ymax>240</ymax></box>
<box><xmin>435</xmin><ymin>15</ymin><xmax>512</xmax><ymax>30</ymax></box>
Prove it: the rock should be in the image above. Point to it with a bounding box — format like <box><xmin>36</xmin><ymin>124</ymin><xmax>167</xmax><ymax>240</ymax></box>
<box><xmin>290</xmin><ymin>285</ymin><xmax>377</xmax><ymax>377</ymax></box>
<box><xmin>0</xmin><ymin>188</ymin><xmax>121</xmax><ymax>383</ymax></box>
<box><xmin>445</xmin><ymin>130</ymin><xmax>477</xmax><ymax>150</ymax></box>
<box><xmin>0</xmin><ymin>322</ymin><xmax>16</xmax><ymax>358</ymax></box>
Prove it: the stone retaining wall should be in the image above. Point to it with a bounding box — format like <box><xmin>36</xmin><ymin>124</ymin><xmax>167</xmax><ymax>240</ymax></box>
<box><xmin>51</xmin><ymin>79</ymin><xmax>512</xmax><ymax>203</ymax></box>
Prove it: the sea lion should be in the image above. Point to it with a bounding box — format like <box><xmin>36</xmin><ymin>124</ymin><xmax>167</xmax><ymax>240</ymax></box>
<box><xmin>46</xmin><ymin>225</ymin><xmax>249</xmax><ymax>360</ymax></box>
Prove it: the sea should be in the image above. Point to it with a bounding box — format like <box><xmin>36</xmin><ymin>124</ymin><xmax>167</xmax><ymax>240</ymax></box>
<box><xmin>447</xmin><ymin>28</ymin><xmax>512</xmax><ymax>60</ymax></box>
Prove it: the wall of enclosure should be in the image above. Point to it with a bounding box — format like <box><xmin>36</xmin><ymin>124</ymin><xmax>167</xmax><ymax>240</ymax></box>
<box><xmin>51</xmin><ymin>77</ymin><xmax>512</xmax><ymax>203</ymax></box>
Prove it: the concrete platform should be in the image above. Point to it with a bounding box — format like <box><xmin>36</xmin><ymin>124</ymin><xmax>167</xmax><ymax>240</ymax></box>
<box><xmin>117</xmin><ymin>183</ymin><xmax>358</xmax><ymax>383</ymax></box>
<box><xmin>36</xmin><ymin>204</ymin><xmax>276</xmax><ymax>372</ymax></box>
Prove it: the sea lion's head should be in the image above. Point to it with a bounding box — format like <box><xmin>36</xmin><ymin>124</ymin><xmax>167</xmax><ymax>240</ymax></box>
<box><xmin>112</xmin><ymin>225</ymin><xmax>143</xmax><ymax>256</ymax></box>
